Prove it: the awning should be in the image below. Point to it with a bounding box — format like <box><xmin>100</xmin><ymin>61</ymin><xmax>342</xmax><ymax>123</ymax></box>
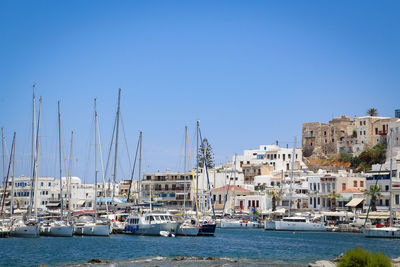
<box><xmin>359</xmin><ymin>211</ymin><xmax>390</xmax><ymax>219</ymax></box>
<box><xmin>77</xmin><ymin>200</ymin><xmax>86</xmax><ymax>206</ymax></box>
<box><xmin>345</xmin><ymin>198</ymin><xmax>364</xmax><ymax>207</ymax></box>
<box><xmin>46</xmin><ymin>202</ymin><xmax>60</xmax><ymax>207</ymax></box>
<box><xmin>322</xmin><ymin>211</ymin><xmax>354</xmax><ymax>217</ymax></box>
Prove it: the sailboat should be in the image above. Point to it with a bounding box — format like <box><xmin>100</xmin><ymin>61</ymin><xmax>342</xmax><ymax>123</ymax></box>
<box><xmin>176</xmin><ymin>126</ymin><xmax>200</xmax><ymax>236</ymax></box>
<box><xmin>74</xmin><ymin>98</ymin><xmax>110</xmax><ymax>236</ymax></box>
<box><xmin>363</xmin><ymin>129</ymin><xmax>400</xmax><ymax>238</ymax></box>
<box><xmin>265</xmin><ymin>137</ymin><xmax>326</xmax><ymax>232</ymax></box>
<box><xmin>196</xmin><ymin>121</ymin><xmax>217</xmax><ymax>236</ymax></box>
<box><xmin>11</xmin><ymin>87</ymin><xmax>40</xmax><ymax>237</ymax></box>
<box><xmin>40</xmin><ymin>101</ymin><xmax>73</xmax><ymax>237</ymax></box>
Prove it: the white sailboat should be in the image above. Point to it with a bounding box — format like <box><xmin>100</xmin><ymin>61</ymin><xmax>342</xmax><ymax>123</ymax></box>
<box><xmin>12</xmin><ymin>88</ymin><xmax>40</xmax><ymax>237</ymax></box>
<box><xmin>265</xmin><ymin>137</ymin><xmax>326</xmax><ymax>232</ymax></box>
<box><xmin>176</xmin><ymin>126</ymin><xmax>200</xmax><ymax>236</ymax></box>
<box><xmin>363</xmin><ymin>129</ymin><xmax>400</xmax><ymax>238</ymax></box>
<box><xmin>74</xmin><ymin>98</ymin><xmax>110</xmax><ymax>236</ymax></box>
<box><xmin>40</xmin><ymin>101</ymin><xmax>73</xmax><ymax>237</ymax></box>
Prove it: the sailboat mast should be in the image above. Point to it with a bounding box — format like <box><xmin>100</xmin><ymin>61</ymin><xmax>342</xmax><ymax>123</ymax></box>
<box><xmin>112</xmin><ymin>88</ymin><xmax>121</xmax><ymax>203</ymax></box>
<box><xmin>29</xmin><ymin>85</ymin><xmax>36</xmax><ymax>217</ymax></box>
<box><xmin>33</xmin><ymin>96</ymin><xmax>42</xmax><ymax>219</ymax></box>
<box><xmin>68</xmin><ymin>131</ymin><xmax>74</xmax><ymax>219</ymax></box>
<box><xmin>94</xmin><ymin>99</ymin><xmax>98</xmax><ymax>219</ymax></box>
<box><xmin>183</xmin><ymin>126</ymin><xmax>187</xmax><ymax>213</ymax></box>
<box><xmin>58</xmin><ymin>101</ymin><xmax>64</xmax><ymax>220</ymax></box>
<box><xmin>0</xmin><ymin>132</ymin><xmax>15</xmax><ymax>218</ymax></box>
<box><xmin>288</xmin><ymin>137</ymin><xmax>296</xmax><ymax>217</ymax></box>
<box><xmin>1</xmin><ymin>128</ymin><xmax>4</xmax><ymax>186</ymax></box>
<box><xmin>11</xmin><ymin>132</ymin><xmax>16</xmax><ymax>216</ymax></box>
<box><xmin>196</xmin><ymin>120</ymin><xmax>199</xmax><ymax>211</ymax></box>
<box><xmin>138</xmin><ymin>131</ymin><xmax>142</xmax><ymax>203</ymax></box>
<box><xmin>389</xmin><ymin>129</ymin><xmax>394</xmax><ymax>226</ymax></box>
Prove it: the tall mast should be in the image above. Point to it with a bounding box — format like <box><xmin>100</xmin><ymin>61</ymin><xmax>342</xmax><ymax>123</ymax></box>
<box><xmin>33</xmin><ymin>96</ymin><xmax>42</xmax><ymax>219</ymax></box>
<box><xmin>11</xmin><ymin>132</ymin><xmax>16</xmax><ymax>216</ymax></box>
<box><xmin>232</xmin><ymin>154</ymin><xmax>237</xmax><ymax>214</ymax></box>
<box><xmin>138</xmin><ymin>131</ymin><xmax>142</xmax><ymax>203</ymax></box>
<box><xmin>187</xmin><ymin>126</ymin><xmax>200</xmax><ymax>223</ymax></box>
<box><xmin>68</xmin><ymin>131</ymin><xmax>74</xmax><ymax>219</ymax></box>
<box><xmin>288</xmin><ymin>136</ymin><xmax>296</xmax><ymax>217</ymax></box>
<box><xmin>389</xmin><ymin>129</ymin><xmax>394</xmax><ymax>226</ymax></box>
<box><xmin>58</xmin><ymin>101</ymin><xmax>64</xmax><ymax>220</ymax></box>
<box><xmin>183</xmin><ymin>126</ymin><xmax>187</xmax><ymax>213</ymax></box>
<box><xmin>196</xmin><ymin>120</ymin><xmax>199</xmax><ymax>211</ymax></box>
<box><xmin>94</xmin><ymin>99</ymin><xmax>98</xmax><ymax>219</ymax></box>
<box><xmin>29</xmin><ymin>84</ymin><xmax>36</xmax><ymax>217</ymax></box>
<box><xmin>112</xmin><ymin>88</ymin><xmax>121</xmax><ymax>203</ymax></box>
<box><xmin>1</xmin><ymin>128</ymin><xmax>5</xmax><ymax>186</ymax></box>
<box><xmin>95</xmin><ymin>104</ymin><xmax>108</xmax><ymax>213</ymax></box>
<box><xmin>0</xmin><ymin>132</ymin><xmax>15</xmax><ymax>218</ymax></box>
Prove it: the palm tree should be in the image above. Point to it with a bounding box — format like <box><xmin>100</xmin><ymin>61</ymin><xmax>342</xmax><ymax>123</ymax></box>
<box><xmin>364</xmin><ymin>185</ymin><xmax>382</xmax><ymax>211</ymax></box>
<box><xmin>367</xmin><ymin>108</ymin><xmax>378</xmax><ymax>117</ymax></box>
<box><xmin>268</xmin><ymin>190</ymin><xmax>281</xmax><ymax>211</ymax></box>
<box><xmin>324</xmin><ymin>190</ymin><xmax>342</xmax><ymax>211</ymax></box>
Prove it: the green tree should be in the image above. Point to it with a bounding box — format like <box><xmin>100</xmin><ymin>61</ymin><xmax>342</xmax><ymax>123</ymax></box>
<box><xmin>197</xmin><ymin>138</ymin><xmax>215</xmax><ymax>169</ymax></box>
<box><xmin>364</xmin><ymin>185</ymin><xmax>382</xmax><ymax>211</ymax></box>
<box><xmin>366</xmin><ymin>108</ymin><xmax>378</xmax><ymax>117</ymax></box>
<box><xmin>268</xmin><ymin>190</ymin><xmax>282</xmax><ymax>211</ymax></box>
<box><xmin>324</xmin><ymin>190</ymin><xmax>342</xmax><ymax>211</ymax></box>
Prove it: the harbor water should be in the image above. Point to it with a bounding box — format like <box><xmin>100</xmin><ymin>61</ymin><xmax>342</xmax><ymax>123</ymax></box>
<box><xmin>1</xmin><ymin>229</ymin><xmax>400</xmax><ymax>266</ymax></box>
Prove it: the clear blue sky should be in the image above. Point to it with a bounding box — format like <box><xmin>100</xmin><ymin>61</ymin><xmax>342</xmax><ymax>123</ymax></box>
<box><xmin>0</xmin><ymin>0</ymin><xmax>399</xmax><ymax>183</ymax></box>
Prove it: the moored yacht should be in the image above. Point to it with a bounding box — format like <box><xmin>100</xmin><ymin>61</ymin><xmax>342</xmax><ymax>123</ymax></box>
<box><xmin>219</xmin><ymin>219</ymin><xmax>260</xmax><ymax>229</ymax></box>
<box><xmin>363</xmin><ymin>227</ymin><xmax>400</xmax><ymax>238</ymax></box>
<box><xmin>124</xmin><ymin>212</ymin><xmax>180</xmax><ymax>236</ymax></box>
<box><xmin>74</xmin><ymin>215</ymin><xmax>110</xmax><ymax>236</ymax></box>
<box><xmin>274</xmin><ymin>216</ymin><xmax>326</xmax><ymax>231</ymax></box>
<box><xmin>176</xmin><ymin>218</ymin><xmax>200</xmax><ymax>236</ymax></box>
<box><xmin>40</xmin><ymin>220</ymin><xmax>73</xmax><ymax>237</ymax></box>
<box><xmin>10</xmin><ymin>218</ymin><xmax>40</xmax><ymax>237</ymax></box>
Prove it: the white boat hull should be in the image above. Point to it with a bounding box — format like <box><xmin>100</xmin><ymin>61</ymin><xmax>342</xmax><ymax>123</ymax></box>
<box><xmin>264</xmin><ymin>221</ymin><xmax>276</xmax><ymax>230</ymax></box>
<box><xmin>274</xmin><ymin>221</ymin><xmax>326</xmax><ymax>231</ymax></box>
<box><xmin>40</xmin><ymin>225</ymin><xmax>73</xmax><ymax>237</ymax></box>
<box><xmin>220</xmin><ymin>221</ymin><xmax>259</xmax><ymax>229</ymax></box>
<box><xmin>176</xmin><ymin>225</ymin><xmax>200</xmax><ymax>236</ymax></box>
<box><xmin>74</xmin><ymin>224</ymin><xmax>110</xmax><ymax>236</ymax></box>
<box><xmin>12</xmin><ymin>225</ymin><xmax>40</xmax><ymax>237</ymax></box>
<box><xmin>363</xmin><ymin>227</ymin><xmax>400</xmax><ymax>238</ymax></box>
<box><xmin>124</xmin><ymin>222</ymin><xmax>179</xmax><ymax>236</ymax></box>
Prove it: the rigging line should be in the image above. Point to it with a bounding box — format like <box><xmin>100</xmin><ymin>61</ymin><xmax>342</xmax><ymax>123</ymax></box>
<box><xmin>104</xmin><ymin>115</ymin><xmax>117</xmax><ymax>193</ymax></box>
<box><xmin>0</xmin><ymin>133</ymin><xmax>15</xmax><ymax>218</ymax></box>
<box><xmin>120</xmin><ymin>114</ymin><xmax>132</xmax><ymax>170</ymax></box>
<box><xmin>127</xmin><ymin>134</ymin><xmax>140</xmax><ymax>202</ymax></box>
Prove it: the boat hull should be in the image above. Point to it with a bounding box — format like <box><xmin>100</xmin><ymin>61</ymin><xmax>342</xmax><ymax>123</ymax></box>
<box><xmin>264</xmin><ymin>221</ymin><xmax>276</xmax><ymax>230</ymax></box>
<box><xmin>198</xmin><ymin>223</ymin><xmax>216</xmax><ymax>236</ymax></box>
<box><xmin>40</xmin><ymin>225</ymin><xmax>73</xmax><ymax>237</ymax></box>
<box><xmin>363</xmin><ymin>227</ymin><xmax>400</xmax><ymax>238</ymax></box>
<box><xmin>274</xmin><ymin>221</ymin><xmax>326</xmax><ymax>231</ymax></box>
<box><xmin>124</xmin><ymin>222</ymin><xmax>179</xmax><ymax>236</ymax></box>
<box><xmin>12</xmin><ymin>225</ymin><xmax>40</xmax><ymax>237</ymax></box>
<box><xmin>176</xmin><ymin>225</ymin><xmax>200</xmax><ymax>236</ymax></box>
<box><xmin>220</xmin><ymin>221</ymin><xmax>259</xmax><ymax>229</ymax></box>
<box><xmin>74</xmin><ymin>224</ymin><xmax>110</xmax><ymax>236</ymax></box>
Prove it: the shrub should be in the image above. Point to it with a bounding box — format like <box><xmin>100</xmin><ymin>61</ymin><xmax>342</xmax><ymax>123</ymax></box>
<box><xmin>338</xmin><ymin>248</ymin><xmax>391</xmax><ymax>267</ymax></box>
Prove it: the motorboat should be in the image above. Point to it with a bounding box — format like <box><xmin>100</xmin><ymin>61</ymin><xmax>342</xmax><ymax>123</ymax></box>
<box><xmin>10</xmin><ymin>218</ymin><xmax>40</xmax><ymax>237</ymax></box>
<box><xmin>197</xmin><ymin>219</ymin><xmax>216</xmax><ymax>236</ymax></box>
<box><xmin>102</xmin><ymin>213</ymin><xmax>128</xmax><ymax>234</ymax></box>
<box><xmin>40</xmin><ymin>220</ymin><xmax>73</xmax><ymax>237</ymax></box>
<box><xmin>74</xmin><ymin>215</ymin><xmax>110</xmax><ymax>236</ymax></box>
<box><xmin>219</xmin><ymin>219</ymin><xmax>260</xmax><ymax>229</ymax></box>
<box><xmin>363</xmin><ymin>227</ymin><xmax>400</xmax><ymax>238</ymax></box>
<box><xmin>273</xmin><ymin>216</ymin><xmax>326</xmax><ymax>231</ymax></box>
<box><xmin>124</xmin><ymin>212</ymin><xmax>180</xmax><ymax>236</ymax></box>
<box><xmin>176</xmin><ymin>218</ymin><xmax>200</xmax><ymax>236</ymax></box>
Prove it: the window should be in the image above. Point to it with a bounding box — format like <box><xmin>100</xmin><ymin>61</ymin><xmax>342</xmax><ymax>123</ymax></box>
<box><xmin>396</xmin><ymin>195</ymin><xmax>400</xmax><ymax>205</ymax></box>
<box><xmin>360</xmin><ymin>121</ymin><xmax>362</xmax><ymax>126</ymax></box>
<box><xmin>363</xmin><ymin>131</ymin><xmax>366</xmax><ymax>135</ymax></box>
<box><xmin>332</xmin><ymin>183</ymin><xmax>335</xmax><ymax>190</ymax></box>
<box><xmin>283</xmin><ymin>154</ymin><xmax>285</xmax><ymax>161</ymax></box>
<box><xmin>256</xmin><ymin>200</ymin><xmax>259</xmax><ymax>207</ymax></box>
<box><xmin>40</xmin><ymin>182</ymin><xmax>44</xmax><ymax>187</ymax></box>
<box><xmin>324</xmin><ymin>131</ymin><xmax>327</xmax><ymax>136</ymax></box>
<box><xmin>48</xmin><ymin>182</ymin><xmax>51</xmax><ymax>186</ymax></box>
<box><xmin>353</xmin><ymin>181</ymin><xmax>358</xmax><ymax>187</ymax></box>
<box><xmin>310</xmin><ymin>197</ymin><xmax>313</xmax><ymax>204</ymax></box>
<box><xmin>360</xmin><ymin>181</ymin><xmax>364</xmax><ymax>187</ymax></box>
<box><xmin>342</xmin><ymin>183</ymin><xmax>346</xmax><ymax>191</ymax></box>
<box><xmin>318</xmin><ymin>198</ymin><xmax>320</xmax><ymax>205</ymax></box>
<box><xmin>327</xmin><ymin>183</ymin><xmax>331</xmax><ymax>192</ymax></box>
<box><xmin>364</xmin><ymin>121</ymin><xmax>366</xmax><ymax>126</ymax></box>
<box><xmin>360</xmin><ymin>131</ymin><xmax>362</xmax><ymax>136</ymax></box>
<box><xmin>375</xmin><ymin>128</ymin><xmax>378</xmax><ymax>134</ymax></box>
<box><xmin>385</xmin><ymin>185</ymin><xmax>389</xmax><ymax>191</ymax></box>
<box><xmin>322</xmin><ymin>184</ymin><xmax>326</xmax><ymax>193</ymax></box>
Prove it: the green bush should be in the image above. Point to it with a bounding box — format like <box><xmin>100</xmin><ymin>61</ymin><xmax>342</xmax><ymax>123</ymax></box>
<box><xmin>338</xmin><ymin>247</ymin><xmax>391</xmax><ymax>267</ymax></box>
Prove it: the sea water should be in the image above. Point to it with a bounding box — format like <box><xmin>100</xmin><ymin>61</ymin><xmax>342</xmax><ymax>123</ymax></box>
<box><xmin>1</xmin><ymin>229</ymin><xmax>399</xmax><ymax>266</ymax></box>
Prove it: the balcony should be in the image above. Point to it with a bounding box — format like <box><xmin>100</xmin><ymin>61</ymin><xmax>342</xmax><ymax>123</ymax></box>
<box><xmin>378</xmin><ymin>130</ymin><xmax>388</xmax><ymax>135</ymax></box>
